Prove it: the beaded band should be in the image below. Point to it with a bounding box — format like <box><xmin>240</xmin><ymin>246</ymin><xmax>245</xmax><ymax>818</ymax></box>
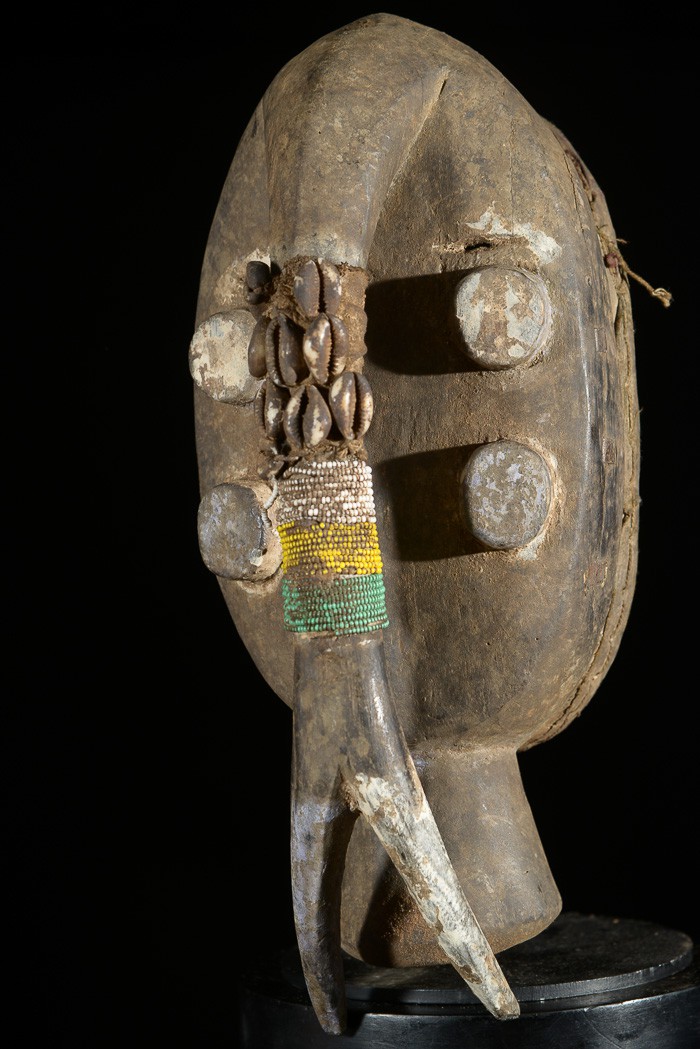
<box><xmin>277</xmin><ymin>459</ymin><xmax>388</xmax><ymax>635</ymax></box>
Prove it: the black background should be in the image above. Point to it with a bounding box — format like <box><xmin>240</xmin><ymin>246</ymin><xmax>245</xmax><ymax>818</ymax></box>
<box><xmin>8</xmin><ymin>8</ymin><xmax>697</xmax><ymax>1047</ymax></box>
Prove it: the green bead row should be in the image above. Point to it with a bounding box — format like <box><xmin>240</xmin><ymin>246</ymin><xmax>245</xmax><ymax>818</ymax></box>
<box><xmin>282</xmin><ymin>575</ymin><xmax>389</xmax><ymax>635</ymax></box>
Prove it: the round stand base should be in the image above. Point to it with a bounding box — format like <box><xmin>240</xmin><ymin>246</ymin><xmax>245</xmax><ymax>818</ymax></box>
<box><xmin>237</xmin><ymin>912</ymin><xmax>699</xmax><ymax>1048</ymax></box>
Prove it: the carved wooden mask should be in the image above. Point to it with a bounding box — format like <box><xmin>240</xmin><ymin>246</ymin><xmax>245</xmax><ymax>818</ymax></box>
<box><xmin>189</xmin><ymin>14</ymin><xmax>639</xmax><ymax>1033</ymax></box>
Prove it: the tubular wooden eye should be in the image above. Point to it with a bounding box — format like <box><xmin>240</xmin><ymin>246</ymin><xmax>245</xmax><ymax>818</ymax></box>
<box><xmin>460</xmin><ymin>441</ymin><xmax>553</xmax><ymax>550</ymax></box>
<box><xmin>197</xmin><ymin>483</ymin><xmax>282</xmax><ymax>580</ymax></box>
<box><xmin>189</xmin><ymin>310</ymin><xmax>261</xmax><ymax>404</ymax></box>
<box><xmin>455</xmin><ymin>267</ymin><xmax>552</xmax><ymax>370</ymax></box>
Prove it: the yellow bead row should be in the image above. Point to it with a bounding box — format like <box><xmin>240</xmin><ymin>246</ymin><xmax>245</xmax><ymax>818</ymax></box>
<box><xmin>278</xmin><ymin>521</ymin><xmax>384</xmax><ymax>577</ymax></box>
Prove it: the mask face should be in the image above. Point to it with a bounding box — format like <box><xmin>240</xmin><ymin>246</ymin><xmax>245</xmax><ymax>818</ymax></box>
<box><xmin>189</xmin><ymin>13</ymin><xmax>639</xmax><ymax>1034</ymax></box>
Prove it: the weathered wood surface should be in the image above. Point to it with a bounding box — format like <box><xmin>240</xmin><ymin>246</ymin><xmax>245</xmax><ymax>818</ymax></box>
<box><xmin>191</xmin><ymin>11</ymin><xmax>639</xmax><ymax>976</ymax></box>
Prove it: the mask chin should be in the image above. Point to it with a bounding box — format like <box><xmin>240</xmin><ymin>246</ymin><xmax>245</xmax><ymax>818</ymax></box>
<box><xmin>341</xmin><ymin>745</ymin><xmax>561</xmax><ymax>964</ymax></box>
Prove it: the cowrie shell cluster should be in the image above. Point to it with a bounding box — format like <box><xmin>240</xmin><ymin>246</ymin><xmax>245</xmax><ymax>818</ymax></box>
<box><xmin>247</xmin><ymin>257</ymin><xmax>373</xmax><ymax>452</ymax></box>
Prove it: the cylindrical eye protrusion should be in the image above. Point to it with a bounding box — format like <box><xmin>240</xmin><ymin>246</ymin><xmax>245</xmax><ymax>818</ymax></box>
<box><xmin>189</xmin><ymin>310</ymin><xmax>260</xmax><ymax>404</ymax></box>
<box><xmin>303</xmin><ymin>313</ymin><xmax>348</xmax><ymax>384</ymax></box>
<box><xmin>460</xmin><ymin>440</ymin><xmax>553</xmax><ymax>550</ymax></box>
<box><xmin>455</xmin><ymin>267</ymin><xmax>552</xmax><ymax>370</ymax></box>
<box><xmin>266</xmin><ymin>314</ymin><xmax>308</xmax><ymax>387</ymax></box>
<box><xmin>197</xmin><ymin>482</ymin><xmax>282</xmax><ymax>580</ymax></box>
<box><xmin>329</xmin><ymin>372</ymin><xmax>373</xmax><ymax>440</ymax></box>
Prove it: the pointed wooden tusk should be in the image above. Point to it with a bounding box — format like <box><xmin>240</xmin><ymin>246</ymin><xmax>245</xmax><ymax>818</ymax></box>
<box><xmin>350</xmin><ymin>769</ymin><xmax>520</xmax><ymax>1019</ymax></box>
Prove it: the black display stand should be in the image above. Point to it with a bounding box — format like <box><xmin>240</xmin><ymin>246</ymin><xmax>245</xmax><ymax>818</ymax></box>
<box><xmin>237</xmin><ymin>913</ymin><xmax>699</xmax><ymax>1047</ymax></box>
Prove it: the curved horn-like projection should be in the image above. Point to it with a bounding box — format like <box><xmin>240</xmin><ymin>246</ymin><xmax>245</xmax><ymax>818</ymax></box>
<box><xmin>263</xmin><ymin>36</ymin><xmax>449</xmax><ymax>268</ymax></box>
<box><xmin>289</xmin><ymin>539</ymin><xmax>518</xmax><ymax>1032</ymax></box>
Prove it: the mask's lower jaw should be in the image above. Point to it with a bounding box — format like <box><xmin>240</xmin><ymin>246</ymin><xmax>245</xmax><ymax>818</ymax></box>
<box><xmin>341</xmin><ymin>745</ymin><xmax>562</xmax><ymax>966</ymax></box>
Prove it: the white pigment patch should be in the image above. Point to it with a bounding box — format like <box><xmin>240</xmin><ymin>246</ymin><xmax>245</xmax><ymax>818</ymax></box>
<box><xmin>465</xmin><ymin>208</ymin><xmax>561</xmax><ymax>263</ymax></box>
<box><xmin>188</xmin><ymin>310</ymin><xmax>258</xmax><ymax>403</ymax></box>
